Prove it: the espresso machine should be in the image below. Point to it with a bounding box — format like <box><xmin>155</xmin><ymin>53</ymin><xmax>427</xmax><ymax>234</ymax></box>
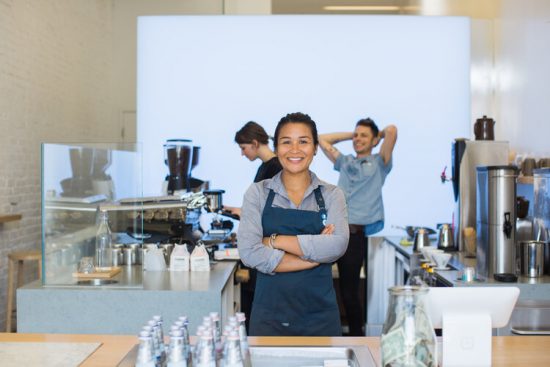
<box><xmin>450</xmin><ymin>139</ymin><xmax>509</xmax><ymax>251</ymax></box>
<box><xmin>476</xmin><ymin>165</ymin><xmax>519</xmax><ymax>279</ymax></box>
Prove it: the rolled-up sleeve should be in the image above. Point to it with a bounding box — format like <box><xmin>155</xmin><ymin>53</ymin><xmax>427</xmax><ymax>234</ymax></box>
<box><xmin>298</xmin><ymin>186</ymin><xmax>349</xmax><ymax>263</ymax></box>
<box><xmin>237</xmin><ymin>183</ymin><xmax>284</xmax><ymax>275</ymax></box>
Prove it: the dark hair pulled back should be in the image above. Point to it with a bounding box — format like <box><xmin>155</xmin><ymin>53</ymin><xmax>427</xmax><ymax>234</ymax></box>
<box><xmin>273</xmin><ymin>112</ymin><xmax>319</xmax><ymax>149</ymax></box>
<box><xmin>234</xmin><ymin>121</ymin><xmax>270</xmax><ymax>145</ymax></box>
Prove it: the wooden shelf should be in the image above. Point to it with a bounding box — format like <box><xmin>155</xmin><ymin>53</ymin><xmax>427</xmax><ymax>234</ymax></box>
<box><xmin>0</xmin><ymin>214</ymin><xmax>22</xmax><ymax>223</ymax></box>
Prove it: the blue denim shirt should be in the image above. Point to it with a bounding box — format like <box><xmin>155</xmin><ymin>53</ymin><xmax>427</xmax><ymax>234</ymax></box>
<box><xmin>335</xmin><ymin>153</ymin><xmax>392</xmax><ymax>226</ymax></box>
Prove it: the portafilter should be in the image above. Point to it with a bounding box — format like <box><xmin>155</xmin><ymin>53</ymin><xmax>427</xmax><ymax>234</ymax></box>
<box><xmin>203</xmin><ymin>189</ymin><xmax>225</xmax><ymax>212</ymax></box>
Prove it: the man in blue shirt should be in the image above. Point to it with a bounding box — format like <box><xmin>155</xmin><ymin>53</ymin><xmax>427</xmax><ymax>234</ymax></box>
<box><xmin>319</xmin><ymin>118</ymin><xmax>397</xmax><ymax>336</ymax></box>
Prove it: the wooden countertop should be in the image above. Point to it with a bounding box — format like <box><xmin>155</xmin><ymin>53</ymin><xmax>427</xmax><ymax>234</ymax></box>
<box><xmin>2</xmin><ymin>333</ymin><xmax>550</xmax><ymax>366</ymax></box>
<box><xmin>0</xmin><ymin>333</ymin><xmax>136</xmax><ymax>367</ymax></box>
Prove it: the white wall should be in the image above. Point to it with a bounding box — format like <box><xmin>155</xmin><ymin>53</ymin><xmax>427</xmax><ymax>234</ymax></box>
<box><xmin>0</xmin><ymin>0</ymin><xmax>118</xmax><ymax>331</ymax></box>
<box><xmin>422</xmin><ymin>0</ymin><xmax>550</xmax><ymax>157</ymax></box>
<box><xmin>137</xmin><ymin>15</ymin><xmax>470</xmax><ymax>234</ymax></box>
<box><xmin>112</xmin><ymin>0</ymin><xmax>231</xmax><ymax>143</ymax></box>
<box><xmin>493</xmin><ymin>0</ymin><xmax>550</xmax><ymax>157</ymax></box>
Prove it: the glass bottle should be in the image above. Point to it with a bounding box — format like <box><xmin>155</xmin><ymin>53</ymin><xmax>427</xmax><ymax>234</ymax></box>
<box><xmin>135</xmin><ymin>331</ymin><xmax>156</xmax><ymax>367</ymax></box>
<box><xmin>167</xmin><ymin>329</ymin><xmax>187</xmax><ymax>367</ymax></box>
<box><xmin>221</xmin><ymin>331</ymin><xmax>244</xmax><ymax>367</ymax></box>
<box><xmin>195</xmin><ymin>331</ymin><xmax>216</xmax><ymax>367</ymax></box>
<box><xmin>235</xmin><ymin>312</ymin><xmax>251</xmax><ymax>367</ymax></box>
<box><xmin>152</xmin><ymin>315</ymin><xmax>166</xmax><ymax>359</ymax></box>
<box><xmin>95</xmin><ymin>210</ymin><xmax>113</xmax><ymax>267</ymax></box>
<box><xmin>381</xmin><ymin>286</ymin><xmax>437</xmax><ymax>367</ymax></box>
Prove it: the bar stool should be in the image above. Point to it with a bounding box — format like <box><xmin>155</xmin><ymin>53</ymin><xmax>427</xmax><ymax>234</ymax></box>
<box><xmin>6</xmin><ymin>250</ymin><xmax>42</xmax><ymax>332</ymax></box>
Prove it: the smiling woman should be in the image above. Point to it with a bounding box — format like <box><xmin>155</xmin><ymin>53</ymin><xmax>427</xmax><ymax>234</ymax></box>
<box><xmin>237</xmin><ymin>112</ymin><xmax>350</xmax><ymax>336</ymax></box>
<box><xmin>274</xmin><ymin>113</ymin><xmax>319</xmax><ymax>193</ymax></box>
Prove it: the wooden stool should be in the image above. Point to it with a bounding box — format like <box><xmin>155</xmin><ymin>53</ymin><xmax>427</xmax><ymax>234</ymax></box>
<box><xmin>6</xmin><ymin>250</ymin><xmax>42</xmax><ymax>332</ymax></box>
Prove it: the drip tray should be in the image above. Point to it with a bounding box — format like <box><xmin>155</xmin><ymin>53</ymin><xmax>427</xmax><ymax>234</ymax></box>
<box><xmin>118</xmin><ymin>345</ymin><xmax>376</xmax><ymax>367</ymax></box>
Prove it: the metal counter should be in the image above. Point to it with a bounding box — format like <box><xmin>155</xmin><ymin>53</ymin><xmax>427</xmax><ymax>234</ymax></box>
<box><xmin>384</xmin><ymin>236</ymin><xmax>550</xmax><ymax>336</ymax></box>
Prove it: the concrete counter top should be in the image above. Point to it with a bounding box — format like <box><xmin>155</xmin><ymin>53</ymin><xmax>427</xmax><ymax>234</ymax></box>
<box><xmin>17</xmin><ymin>261</ymin><xmax>239</xmax><ymax>334</ymax></box>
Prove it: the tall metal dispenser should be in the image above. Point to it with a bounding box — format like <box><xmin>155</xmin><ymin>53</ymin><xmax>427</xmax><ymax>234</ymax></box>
<box><xmin>476</xmin><ymin>165</ymin><xmax>519</xmax><ymax>279</ymax></box>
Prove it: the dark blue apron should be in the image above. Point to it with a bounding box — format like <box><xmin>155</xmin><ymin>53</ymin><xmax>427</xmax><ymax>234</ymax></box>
<box><xmin>249</xmin><ymin>187</ymin><xmax>342</xmax><ymax>336</ymax></box>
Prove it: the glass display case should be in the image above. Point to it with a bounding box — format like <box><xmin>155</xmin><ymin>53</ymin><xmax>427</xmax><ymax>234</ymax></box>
<box><xmin>41</xmin><ymin>143</ymin><xmax>143</xmax><ymax>286</ymax></box>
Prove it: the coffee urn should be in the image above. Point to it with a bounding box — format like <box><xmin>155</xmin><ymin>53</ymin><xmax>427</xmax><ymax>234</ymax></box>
<box><xmin>476</xmin><ymin>165</ymin><xmax>519</xmax><ymax>279</ymax></box>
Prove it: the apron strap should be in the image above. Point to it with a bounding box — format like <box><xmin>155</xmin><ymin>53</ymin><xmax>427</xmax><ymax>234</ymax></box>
<box><xmin>313</xmin><ymin>186</ymin><xmax>328</xmax><ymax>226</ymax></box>
<box><xmin>265</xmin><ymin>189</ymin><xmax>276</xmax><ymax>209</ymax></box>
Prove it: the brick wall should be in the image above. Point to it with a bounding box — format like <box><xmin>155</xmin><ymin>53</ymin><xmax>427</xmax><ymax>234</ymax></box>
<box><xmin>0</xmin><ymin>0</ymin><xmax>118</xmax><ymax>331</ymax></box>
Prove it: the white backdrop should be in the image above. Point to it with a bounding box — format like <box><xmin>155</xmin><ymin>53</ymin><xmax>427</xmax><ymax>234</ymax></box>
<box><xmin>137</xmin><ymin>15</ymin><xmax>470</xmax><ymax>235</ymax></box>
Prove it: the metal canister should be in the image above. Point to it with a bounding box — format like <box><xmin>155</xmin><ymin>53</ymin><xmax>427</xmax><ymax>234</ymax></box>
<box><xmin>136</xmin><ymin>247</ymin><xmax>147</xmax><ymax>265</ymax></box>
<box><xmin>123</xmin><ymin>247</ymin><xmax>136</xmax><ymax>266</ymax></box>
<box><xmin>111</xmin><ymin>248</ymin><xmax>122</xmax><ymax>266</ymax></box>
<box><xmin>518</xmin><ymin>240</ymin><xmax>545</xmax><ymax>277</ymax></box>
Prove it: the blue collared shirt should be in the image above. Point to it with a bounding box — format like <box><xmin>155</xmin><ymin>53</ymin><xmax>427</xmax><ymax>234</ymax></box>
<box><xmin>238</xmin><ymin>171</ymin><xmax>349</xmax><ymax>275</ymax></box>
<box><xmin>335</xmin><ymin>153</ymin><xmax>392</xmax><ymax>226</ymax></box>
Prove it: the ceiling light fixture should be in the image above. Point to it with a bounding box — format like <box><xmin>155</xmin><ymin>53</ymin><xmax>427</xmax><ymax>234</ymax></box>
<box><xmin>323</xmin><ymin>5</ymin><xmax>401</xmax><ymax>12</ymax></box>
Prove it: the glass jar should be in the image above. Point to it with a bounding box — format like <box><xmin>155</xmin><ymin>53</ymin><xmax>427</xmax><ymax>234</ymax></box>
<box><xmin>381</xmin><ymin>286</ymin><xmax>437</xmax><ymax>367</ymax></box>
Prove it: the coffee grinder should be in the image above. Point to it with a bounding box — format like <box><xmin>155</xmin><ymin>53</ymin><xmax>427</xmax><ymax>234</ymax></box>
<box><xmin>163</xmin><ymin>139</ymin><xmax>206</xmax><ymax>194</ymax></box>
<box><xmin>164</xmin><ymin>139</ymin><xmax>193</xmax><ymax>194</ymax></box>
<box><xmin>60</xmin><ymin>147</ymin><xmax>95</xmax><ymax>197</ymax></box>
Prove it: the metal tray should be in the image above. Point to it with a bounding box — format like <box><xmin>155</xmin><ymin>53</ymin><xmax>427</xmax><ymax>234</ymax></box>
<box><xmin>118</xmin><ymin>345</ymin><xmax>376</xmax><ymax>367</ymax></box>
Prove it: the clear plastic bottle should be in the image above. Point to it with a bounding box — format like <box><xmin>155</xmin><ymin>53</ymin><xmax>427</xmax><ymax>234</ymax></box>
<box><xmin>381</xmin><ymin>286</ymin><xmax>437</xmax><ymax>366</ymax></box>
<box><xmin>95</xmin><ymin>210</ymin><xmax>113</xmax><ymax>267</ymax></box>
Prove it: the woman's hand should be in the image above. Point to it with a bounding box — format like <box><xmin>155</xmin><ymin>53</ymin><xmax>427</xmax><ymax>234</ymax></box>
<box><xmin>223</xmin><ymin>206</ymin><xmax>241</xmax><ymax>217</ymax></box>
<box><xmin>321</xmin><ymin>224</ymin><xmax>335</xmax><ymax>235</ymax></box>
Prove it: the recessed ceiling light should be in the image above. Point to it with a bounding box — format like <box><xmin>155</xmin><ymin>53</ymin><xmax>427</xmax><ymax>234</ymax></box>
<box><xmin>323</xmin><ymin>5</ymin><xmax>401</xmax><ymax>11</ymax></box>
